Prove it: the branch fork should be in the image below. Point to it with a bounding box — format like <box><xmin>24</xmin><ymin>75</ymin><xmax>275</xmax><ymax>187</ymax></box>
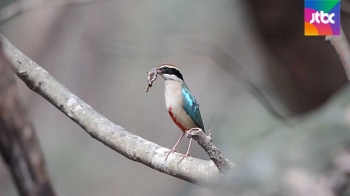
<box><xmin>186</xmin><ymin>128</ymin><xmax>234</xmax><ymax>176</ymax></box>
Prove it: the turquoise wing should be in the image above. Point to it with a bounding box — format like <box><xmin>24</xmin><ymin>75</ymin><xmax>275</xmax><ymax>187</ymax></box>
<box><xmin>181</xmin><ymin>84</ymin><xmax>205</xmax><ymax>132</ymax></box>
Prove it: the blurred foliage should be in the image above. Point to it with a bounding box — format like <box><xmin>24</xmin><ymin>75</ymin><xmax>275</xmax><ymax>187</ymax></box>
<box><xmin>190</xmin><ymin>86</ymin><xmax>350</xmax><ymax>196</ymax></box>
<box><xmin>0</xmin><ymin>0</ymin><xmax>15</xmax><ymax>8</ymax></box>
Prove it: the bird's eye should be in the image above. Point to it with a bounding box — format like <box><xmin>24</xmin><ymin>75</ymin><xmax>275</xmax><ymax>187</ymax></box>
<box><xmin>162</xmin><ymin>67</ymin><xmax>168</xmax><ymax>71</ymax></box>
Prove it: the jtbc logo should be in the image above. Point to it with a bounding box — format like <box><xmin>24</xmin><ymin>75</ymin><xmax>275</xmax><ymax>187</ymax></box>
<box><xmin>310</xmin><ymin>11</ymin><xmax>335</xmax><ymax>24</ymax></box>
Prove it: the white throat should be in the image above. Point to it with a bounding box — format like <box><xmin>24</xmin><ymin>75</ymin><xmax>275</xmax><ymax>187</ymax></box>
<box><xmin>161</xmin><ymin>73</ymin><xmax>183</xmax><ymax>82</ymax></box>
<box><xmin>164</xmin><ymin>80</ymin><xmax>183</xmax><ymax>110</ymax></box>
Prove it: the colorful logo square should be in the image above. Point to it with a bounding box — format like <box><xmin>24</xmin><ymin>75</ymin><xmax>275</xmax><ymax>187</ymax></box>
<box><xmin>304</xmin><ymin>0</ymin><xmax>340</xmax><ymax>36</ymax></box>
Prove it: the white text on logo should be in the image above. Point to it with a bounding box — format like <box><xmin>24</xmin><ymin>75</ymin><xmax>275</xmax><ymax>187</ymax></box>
<box><xmin>310</xmin><ymin>11</ymin><xmax>335</xmax><ymax>24</ymax></box>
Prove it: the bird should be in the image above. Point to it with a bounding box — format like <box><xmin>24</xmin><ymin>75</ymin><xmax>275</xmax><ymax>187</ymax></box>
<box><xmin>154</xmin><ymin>64</ymin><xmax>205</xmax><ymax>162</ymax></box>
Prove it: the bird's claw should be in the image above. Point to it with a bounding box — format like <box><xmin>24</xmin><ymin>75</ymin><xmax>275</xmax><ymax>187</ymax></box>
<box><xmin>207</xmin><ymin>130</ymin><xmax>213</xmax><ymax>142</ymax></box>
<box><xmin>179</xmin><ymin>153</ymin><xmax>190</xmax><ymax>163</ymax></box>
<box><xmin>165</xmin><ymin>148</ymin><xmax>176</xmax><ymax>160</ymax></box>
<box><xmin>165</xmin><ymin>149</ymin><xmax>190</xmax><ymax>163</ymax></box>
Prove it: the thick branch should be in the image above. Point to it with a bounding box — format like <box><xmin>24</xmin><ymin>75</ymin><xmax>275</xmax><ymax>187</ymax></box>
<box><xmin>326</xmin><ymin>27</ymin><xmax>350</xmax><ymax>80</ymax></box>
<box><xmin>0</xmin><ymin>34</ymin><xmax>234</xmax><ymax>185</ymax></box>
<box><xmin>0</xmin><ymin>41</ymin><xmax>56</xmax><ymax>196</ymax></box>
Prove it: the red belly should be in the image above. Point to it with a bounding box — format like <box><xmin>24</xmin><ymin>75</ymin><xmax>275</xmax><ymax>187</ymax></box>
<box><xmin>168</xmin><ymin>107</ymin><xmax>187</xmax><ymax>132</ymax></box>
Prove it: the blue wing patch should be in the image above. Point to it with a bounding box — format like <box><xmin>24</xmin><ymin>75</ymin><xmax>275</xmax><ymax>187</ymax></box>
<box><xmin>181</xmin><ymin>84</ymin><xmax>205</xmax><ymax>132</ymax></box>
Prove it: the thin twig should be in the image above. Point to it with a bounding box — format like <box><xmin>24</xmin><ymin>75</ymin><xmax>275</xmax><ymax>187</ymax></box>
<box><xmin>0</xmin><ymin>34</ymin><xmax>234</xmax><ymax>185</ymax></box>
<box><xmin>326</xmin><ymin>26</ymin><xmax>350</xmax><ymax>81</ymax></box>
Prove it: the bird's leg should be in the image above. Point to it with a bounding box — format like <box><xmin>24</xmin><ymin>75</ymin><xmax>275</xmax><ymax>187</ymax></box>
<box><xmin>179</xmin><ymin>138</ymin><xmax>192</xmax><ymax>163</ymax></box>
<box><xmin>165</xmin><ymin>132</ymin><xmax>185</xmax><ymax>160</ymax></box>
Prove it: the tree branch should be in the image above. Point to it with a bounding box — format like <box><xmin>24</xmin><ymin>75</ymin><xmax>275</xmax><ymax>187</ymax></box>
<box><xmin>0</xmin><ymin>34</ymin><xmax>234</xmax><ymax>185</ymax></box>
<box><xmin>187</xmin><ymin>128</ymin><xmax>234</xmax><ymax>176</ymax></box>
<box><xmin>326</xmin><ymin>26</ymin><xmax>350</xmax><ymax>81</ymax></box>
<box><xmin>0</xmin><ymin>40</ymin><xmax>56</xmax><ymax>196</ymax></box>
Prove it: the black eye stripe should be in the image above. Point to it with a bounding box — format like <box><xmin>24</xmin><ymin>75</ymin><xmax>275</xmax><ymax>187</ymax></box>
<box><xmin>164</xmin><ymin>67</ymin><xmax>184</xmax><ymax>80</ymax></box>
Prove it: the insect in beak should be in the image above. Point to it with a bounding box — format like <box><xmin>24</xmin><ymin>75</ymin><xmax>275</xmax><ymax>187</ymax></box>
<box><xmin>146</xmin><ymin>68</ymin><xmax>158</xmax><ymax>92</ymax></box>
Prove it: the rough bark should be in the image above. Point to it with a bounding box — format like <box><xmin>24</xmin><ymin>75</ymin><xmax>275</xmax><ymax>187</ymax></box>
<box><xmin>0</xmin><ymin>40</ymin><xmax>56</xmax><ymax>196</ymax></box>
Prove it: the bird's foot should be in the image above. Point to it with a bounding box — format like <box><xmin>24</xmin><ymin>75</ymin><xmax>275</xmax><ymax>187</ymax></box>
<box><xmin>165</xmin><ymin>148</ymin><xmax>176</xmax><ymax>160</ymax></box>
<box><xmin>179</xmin><ymin>153</ymin><xmax>190</xmax><ymax>163</ymax></box>
<box><xmin>207</xmin><ymin>130</ymin><xmax>213</xmax><ymax>142</ymax></box>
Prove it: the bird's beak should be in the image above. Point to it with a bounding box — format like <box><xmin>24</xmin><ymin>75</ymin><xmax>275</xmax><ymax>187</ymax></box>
<box><xmin>155</xmin><ymin>68</ymin><xmax>162</xmax><ymax>74</ymax></box>
<box><xmin>147</xmin><ymin>68</ymin><xmax>159</xmax><ymax>74</ymax></box>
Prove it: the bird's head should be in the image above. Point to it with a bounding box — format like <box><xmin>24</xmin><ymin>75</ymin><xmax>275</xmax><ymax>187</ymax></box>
<box><xmin>155</xmin><ymin>64</ymin><xmax>184</xmax><ymax>82</ymax></box>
